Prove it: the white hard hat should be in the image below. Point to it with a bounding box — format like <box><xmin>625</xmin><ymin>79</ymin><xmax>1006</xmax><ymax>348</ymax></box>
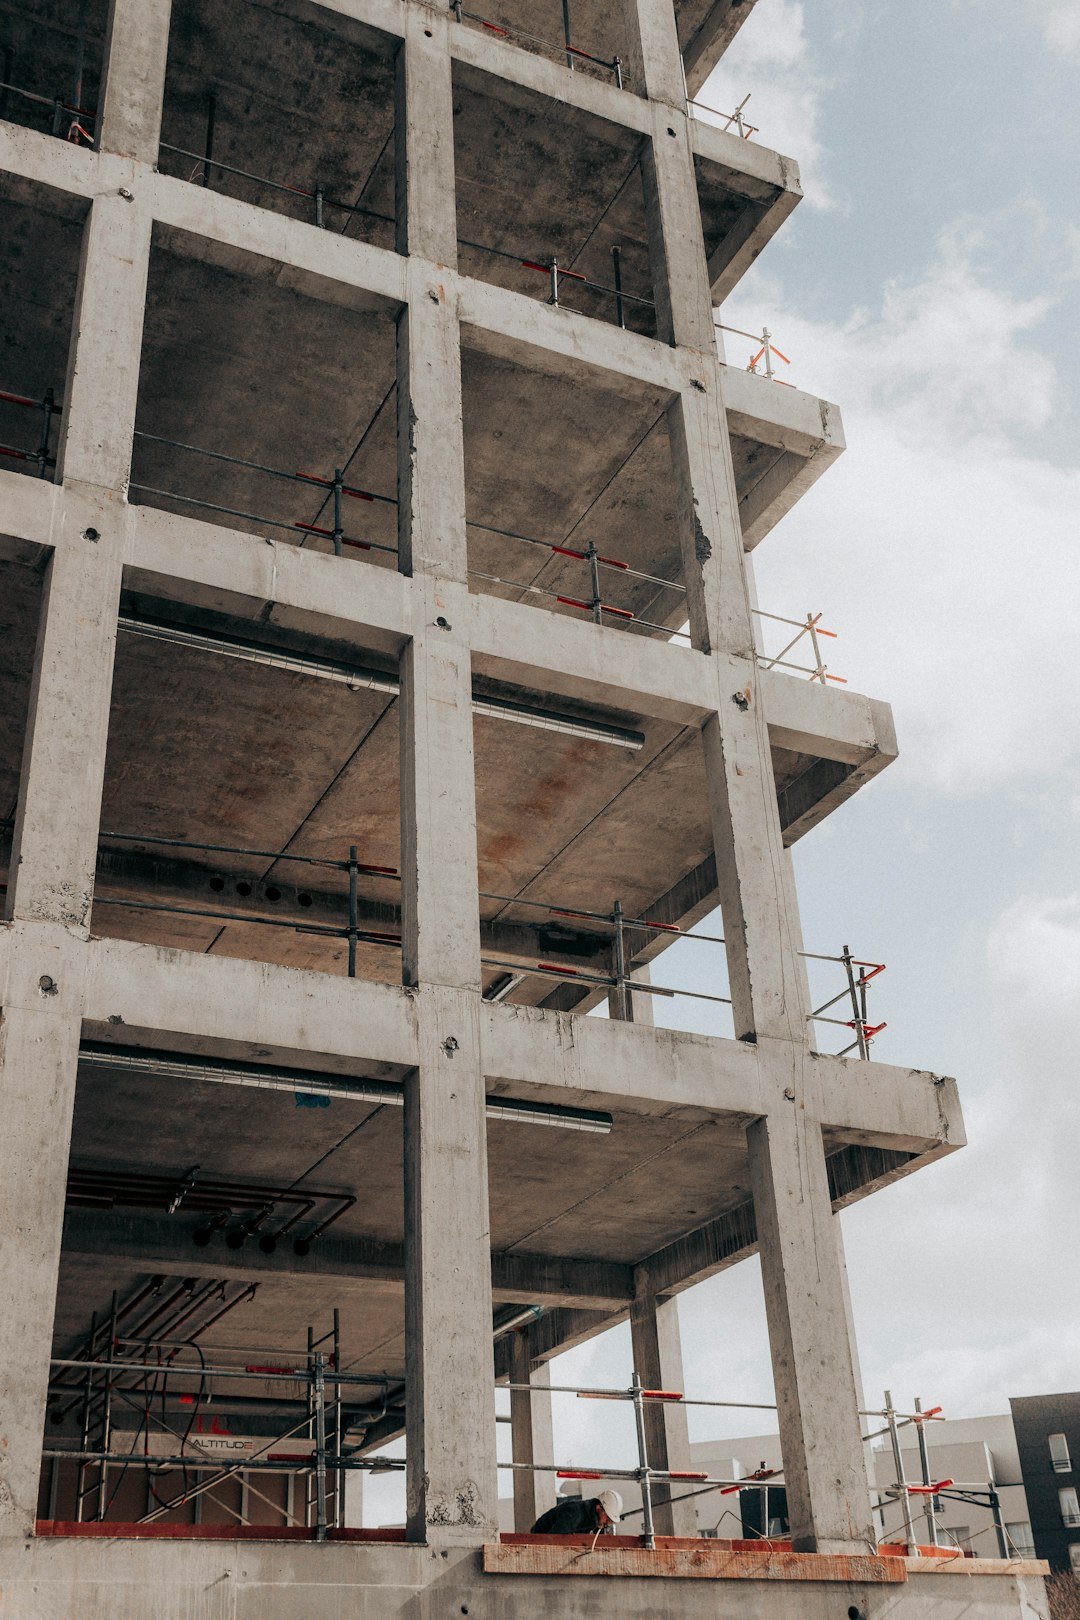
<box><xmin>597</xmin><ymin>1489</ymin><xmax>623</xmax><ymax>1524</ymax></box>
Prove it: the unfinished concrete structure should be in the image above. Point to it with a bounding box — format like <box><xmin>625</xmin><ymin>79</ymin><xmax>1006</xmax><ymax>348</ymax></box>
<box><xmin>0</xmin><ymin>0</ymin><xmax>1049</xmax><ymax>1613</ymax></box>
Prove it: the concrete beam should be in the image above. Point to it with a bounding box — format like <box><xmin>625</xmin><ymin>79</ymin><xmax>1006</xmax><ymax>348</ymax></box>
<box><xmin>60</xmin><ymin>1208</ymin><xmax>635</xmax><ymax>1311</ymax></box>
<box><xmin>81</xmin><ymin>934</ymin><xmax>420</xmax><ymax>1073</ymax></box>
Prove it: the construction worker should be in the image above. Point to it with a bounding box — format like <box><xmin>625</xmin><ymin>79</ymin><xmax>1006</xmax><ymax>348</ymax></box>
<box><xmin>531</xmin><ymin>1488</ymin><xmax>623</xmax><ymax>1536</ymax></box>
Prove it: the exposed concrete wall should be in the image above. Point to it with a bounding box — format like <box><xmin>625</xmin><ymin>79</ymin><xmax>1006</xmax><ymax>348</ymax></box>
<box><xmin>0</xmin><ymin>1538</ymin><xmax>1052</xmax><ymax>1620</ymax></box>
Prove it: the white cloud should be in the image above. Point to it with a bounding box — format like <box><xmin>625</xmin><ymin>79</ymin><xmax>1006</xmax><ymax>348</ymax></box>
<box><xmin>843</xmin><ymin>886</ymin><xmax>1080</xmax><ymax>1416</ymax></box>
<box><xmin>696</xmin><ymin>0</ymin><xmax>834</xmax><ymax>206</ymax></box>
<box><xmin>727</xmin><ymin>235</ymin><xmax>1080</xmax><ymax>792</ymax></box>
<box><xmin>1035</xmin><ymin>2</ymin><xmax>1080</xmax><ymax>54</ymax></box>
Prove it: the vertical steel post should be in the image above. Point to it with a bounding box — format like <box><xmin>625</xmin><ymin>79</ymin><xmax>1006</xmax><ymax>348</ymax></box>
<box><xmin>806</xmin><ymin>613</ymin><xmax>826</xmax><ymax>685</ymax></box>
<box><xmin>913</xmin><ymin>1398</ymin><xmax>938</xmax><ymax>1547</ymax></box>
<box><xmin>95</xmin><ymin>1291</ymin><xmax>118</xmax><ymax>1521</ymax></box>
<box><xmin>304</xmin><ymin>1324</ymin><xmax>315</xmax><ymax>1527</ymax></box>
<box><xmin>612</xmin><ymin>246</ymin><xmax>625</xmax><ymax>329</ymax></box>
<box><xmin>202</xmin><ymin>90</ymin><xmax>217</xmax><ymax>186</ymax></box>
<box><xmin>332</xmin><ymin>469</ymin><xmax>344</xmax><ymax>557</ymax></box>
<box><xmin>37</xmin><ymin>388</ymin><xmax>54</xmax><ymax>479</ymax></box>
<box><xmin>587</xmin><ymin>542</ymin><xmax>602</xmax><ymax>623</ymax></box>
<box><xmin>453</xmin><ymin>0</ymin><xmax>462</xmax><ymax>19</ymax></box>
<box><xmin>612</xmin><ymin>55</ymin><xmax>622</xmax><ymax>90</ymax></box>
<box><xmin>75</xmin><ymin>1311</ymin><xmax>97</xmax><ymax>1522</ymax></box>
<box><xmin>631</xmin><ymin>1371</ymin><xmax>655</xmax><ymax>1549</ymax></box>
<box><xmin>51</xmin><ymin>97</ymin><xmax>64</xmax><ymax>137</ymax></box>
<box><xmin>333</xmin><ymin>1308</ymin><xmax>344</xmax><ymax>1530</ymax></box>
<box><xmin>72</xmin><ymin>0</ymin><xmax>87</xmax><ymax>123</ymax></box>
<box><xmin>549</xmin><ymin>258</ymin><xmax>560</xmax><ymax>306</ymax></box>
<box><xmin>561</xmin><ymin>0</ymin><xmax>574</xmax><ymax>69</ymax></box>
<box><xmin>762</xmin><ymin>329</ymin><xmax>774</xmax><ymax>381</ymax></box>
<box><xmin>612</xmin><ymin>897</ymin><xmax>628</xmax><ymax>1018</ymax></box>
<box><xmin>990</xmin><ymin>1485</ymin><xmax>1008</xmax><ymax>1557</ymax></box>
<box><xmin>314</xmin><ymin>185</ymin><xmax>325</xmax><ymax>229</ymax></box>
<box><xmin>347</xmin><ymin>846</ymin><xmax>358</xmax><ymax>979</ymax></box>
<box><xmin>885</xmin><ymin>1390</ymin><xmax>918</xmax><ymax>1556</ymax></box>
<box><xmin>314</xmin><ymin>1352</ymin><xmax>328</xmax><ymax>1541</ymax></box>
<box><xmin>842</xmin><ymin>946</ymin><xmax>868</xmax><ymax>1060</ymax></box>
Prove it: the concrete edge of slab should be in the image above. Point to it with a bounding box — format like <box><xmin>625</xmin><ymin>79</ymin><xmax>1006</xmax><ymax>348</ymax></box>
<box><xmin>483</xmin><ymin>1539</ymin><xmax>908</xmax><ymax>1581</ymax></box>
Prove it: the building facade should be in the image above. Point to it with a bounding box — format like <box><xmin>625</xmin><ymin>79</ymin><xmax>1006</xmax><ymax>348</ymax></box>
<box><xmin>0</xmin><ymin>0</ymin><xmax>1050</xmax><ymax>1612</ymax></box>
<box><xmin>1012</xmin><ymin>1393</ymin><xmax>1080</xmax><ymax>1577</ymax></box>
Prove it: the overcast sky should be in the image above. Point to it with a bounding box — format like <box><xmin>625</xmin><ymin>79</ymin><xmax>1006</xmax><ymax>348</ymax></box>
<box><xmin>544</xmin><ymin>0</ymin><xmax>1080</xmax><ymax>1477</ymax></box>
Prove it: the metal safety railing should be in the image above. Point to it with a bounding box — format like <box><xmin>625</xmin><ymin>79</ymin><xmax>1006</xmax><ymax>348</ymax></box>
<box><xmin>505</xmin><ymin>1379</ymin><xmax>1020</xmax><ymax>1561</ymax></box>
<box><xmin>84</xmin><ymin>829</ymin><xmax>884</xmax><ymax>1053</ymax></box>
<box><xmin>687</xmin><ymin>92</ymin><xmax>759</xmax><ymax>141</ymax></box>
<box><xmin>45</xmin><ymin>1325</ymin><xmax>404</xmax><ymax>1538</ymax></box>
<box><xmin>717</xmin><ymin>322</ymin><xmax>793</xmax><ymax>384</ymax></box>
<box><xmin>95</xmin><ymin>830</ymin><xmax>401</xmax><ymax>980</ymax></box>
<box><xmin>804</xmin><ymin>946</ymin><xmax>887</xmax><ymax>1058</ymax></box>
<box><xmin>501</xmin><ymin>1370</ymin><xmax>779</xmax><ymax>1549</ymax></box>
<box><xmin>450</xmin><ymin>0</ymin><xmax>623</xmax><ymax>86</ymax></box>
<box><xmin>0</xmin><ymin>378</ymin><xmax>849</xmax><ymax>680</ymax></box>
<box><xmin>484</xmin><ymin>890</ymin><xmax>885</xmax><ymax>1057</ymax></box>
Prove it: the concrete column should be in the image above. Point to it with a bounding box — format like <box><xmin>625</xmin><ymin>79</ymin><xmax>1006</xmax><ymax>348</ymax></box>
<box><xmin>395</xmin><ymin>7</ymin><xmax>457</xmax><ymax>266</ymax></box>
<box><xmin>403</xmin><ymin>986</ymin><xmax>497</xmax><ymax>1544</ymax></box>
<box><xmin>5</xmin><ymin>498</ymin><xmax>124</xmax><ymax>927</ymax></box>
<box><xmin>509</xmin><ymin>1333</ymin><xmax>556</xmax><ymax>1531</ymax></box>
<box><xmin>57</xmin><ymin>193</ymin><xmax>154</xmax><ymax>493</ymax></box>
<box><xmin>668</xmin><ymin>381</ymin><xmax>806</xmax><ymax>1043</ymax></box>
<box><xmin>747</xmin><ymin>1109</ymin><xmax>874</xmax><ymax>1554</ymax></box>
<box><xmin>630</xmin><ymin>1266</ymin><xmax>697</xmax><ymax>1537</ymax></box>
<box><xmin>396</xmin><ymin>14</ymin><xmax>493</xmax><ymax>1526</ymax></box>
<box><xmin>97</xmin><ymin>0</ymin><xmax>173</xmax><ymax>162</ymax></box>
<box><xmin>0</xmin><ymin>927</ymin><xmax>86</xmax><ymax>1537</ymax></box>
<box><xmin>641</xmin><ymin>122</ymin><xmax>715</xmax><ymax>352</ymax></box>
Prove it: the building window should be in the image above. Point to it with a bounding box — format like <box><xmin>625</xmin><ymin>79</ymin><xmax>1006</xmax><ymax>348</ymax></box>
<box><xmin>1059</xmin><ymin>1487</ymin><xmax>1080</xmax><ymax>1528</ymax></box>
<box><xmin>1069</xmin><ymin>1543</ymin><xmax>1080</xmax><ymax>1580</ymax></box>
<box><xmin>944</xmin><ymin>1524</ymin><xmax>971</xmax><ymax>1551</ymax></box>
<box><xmin>1050</xmin><ymin>1434</ymin><xmax>1072</xmax><ymax>1473</ymax></box>
<box><xmin>1006</xmin><ymin>1522</ymin><xmax>1035</xmax><ymax>1558</ymax></box>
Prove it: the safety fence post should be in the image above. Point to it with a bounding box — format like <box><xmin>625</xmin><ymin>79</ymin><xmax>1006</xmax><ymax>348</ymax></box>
<box><xmin>842</xmin><ymin>945</ymin><xmax>868</xmax><ymax>1060</ymax></box>
<box><xmin>612</xmin><ymin>247</ymin><xmax>625</xmax><ymax>328</ymax></box>
<box><xmin>885</xmin><ymin>1388</ymin><xmax>918</xmax><ymax>1556</ymax></box>
<box><xmin>347</xmin><ymin>846</ymin><xmax>359</xmax><ymax>978</ymax></box>
<box><xmin>202</xmin><ymin>89</ymin><xmax>216</xmax><ymax>186</ymax></box>
<box><xmin>314</xmin><ymin>1351</ymin><xmax>328</xmax><ymax>1541</ymax></box>
<box><xmin>549</xmin><ymin>258</ymin><xmax>560</xmax><ymax>305</ymax></box>
<box><xmin>331</xmin><ymin>468</ymin><xmax>344</xmax><ymax>557</ymax></box>
<box><xmin>913</xmin><ymin>1396</ymin><xmax>939</xmax><ymax>1547</ymax></box>
<box><xmin>587</xmin><ymin>542</ymin><xmax>603</xmax><ymax>623</ymax></box>
<box><xmin>631</xmin><ymin>1371</ymin><xmax>656</xmax><ymax>1549</ymax></box>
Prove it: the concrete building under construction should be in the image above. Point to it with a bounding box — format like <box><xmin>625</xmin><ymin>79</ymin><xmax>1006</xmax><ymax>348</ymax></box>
<box><xmin>0</xmin><ymin>0</ymin><xmax>1051</xmax><ymax>1613</ymax></box>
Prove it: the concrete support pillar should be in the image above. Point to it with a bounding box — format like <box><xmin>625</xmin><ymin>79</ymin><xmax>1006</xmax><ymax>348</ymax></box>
<box><xmin>395</xmin><ymin>7</ymin><xmax>457</xmax><ymax>267</ymax></box>
<box><xmin>5</xmin><ymin>504</ymin><xmax>124</xmax><ymax>926</ymax></box>
<box><xmin>747</xmin><ymin>1110</ymin><xmax>874</xmax><ymax>1554</ymax></box>
<box><xmin>630</xmin><ymin>1266</ymin><xmax>697</xmax><ymax>1537</ymax></box>
<box><xmin>668</xmin><ymin>380</ymin><xmax>806</xmax><ymax>1044</ymax></box>
<box><xmin>57</xmin><ymin>194</ymin><xmax>154</xmax><ymax>492</ymax></box>
<box><xmin>0</xmin><ymin>929</ymin><xmax>86</xmax><ymax>1536</ymax></box>
<box><xmin>396</xmin><ymin>15</ymin><xmax>493</xmax><ymax>1535</ymax></box>
<box><xmin>509</xmin><ymin>1333</ymin><xmax>556</xmax><ymax>1531</ymax></box>
<box><xmin>96</xmin><ymin>0</ymin><xmax>173</xmax><ymax>162</ymax></box>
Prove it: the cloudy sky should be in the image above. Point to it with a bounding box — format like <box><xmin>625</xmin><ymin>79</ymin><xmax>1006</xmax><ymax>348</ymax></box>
<box><xmin>543</xmin><ymin>0</ymin><xmax>1080</xmax><ymax>1476</ymax></box>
